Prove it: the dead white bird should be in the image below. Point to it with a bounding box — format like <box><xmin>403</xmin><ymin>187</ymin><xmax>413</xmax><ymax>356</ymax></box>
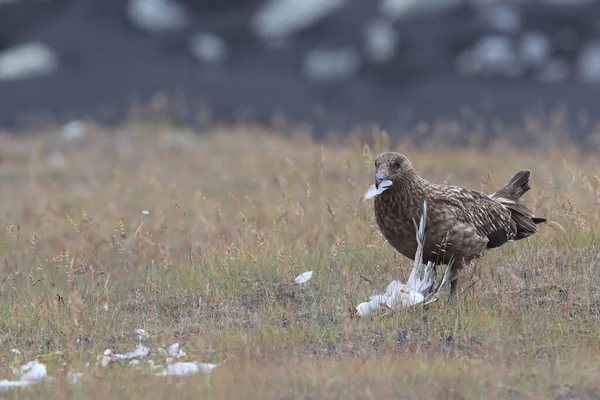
<box><xmin>356</xmin><ymin>194</ymin><xmax>452</xmax><ymax>317</ymax></box>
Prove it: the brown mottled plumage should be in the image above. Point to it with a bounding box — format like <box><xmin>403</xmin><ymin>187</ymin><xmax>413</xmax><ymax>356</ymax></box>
<box><xmin>372</xmin><ymin>152</ymin><xmax>547</xmax><ymax>299</ymax></box>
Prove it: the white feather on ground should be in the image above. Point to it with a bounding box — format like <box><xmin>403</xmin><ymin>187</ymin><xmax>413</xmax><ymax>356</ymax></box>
<box><xmin>114</xmin><ymin>344</ymin><xmax>150</xmax><ymax>360</ymax></box>
<box><xmin>155</xmin><ymin>361</ymin><xmax>217</xmax><ymax>376</ymax></box>
<box><xmin>294</xmin><ymin>271</ymin><xmax>313</xmax><ymax>284</ymax></box>
<box><xmin>2</xmin><ymin>332</ymin><xmax>219</xmax><ymax>388</ymax></box>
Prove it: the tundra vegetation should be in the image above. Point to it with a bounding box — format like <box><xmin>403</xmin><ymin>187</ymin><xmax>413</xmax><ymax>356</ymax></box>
<box><xmin>0</xmin><ymin>122</ymin><xmax>598</xmax><ymax>399</ymax></box>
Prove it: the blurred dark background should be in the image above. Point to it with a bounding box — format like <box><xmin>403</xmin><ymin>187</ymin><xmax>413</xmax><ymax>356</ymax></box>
<box><xmin>1</xmin><ymin>0</ymin><xmax>600</xmax><ymax>142</ymax></box>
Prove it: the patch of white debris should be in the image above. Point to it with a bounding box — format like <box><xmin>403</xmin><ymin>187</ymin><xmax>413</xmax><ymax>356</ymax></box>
<box><xmin>89</xmin><ymin>331</ymin><xmax>219</xmax><ymax>378</ymax></box>
<box><xmin>68</xmin><ymin>371</ymin><xmax>83</xmax><ymax>384</ymax></box>
<box><xmin>114</xmin><ymin>343</ymin><xmax>151</xmax><ymax>360</ymax></box>
<box><xmin>136</xmin><ymin>329</ymin><xmax>150</xmax><ymax>341</ymax></box>
<box><xmin>355</xmin><ymin>280</ymin><xmax>426</xmax><ymax>317</ymax></box>
<box><xmin>167</xmin><ymin>343</ymin><xmax>186</xmax><ymax>359</ymax></box>
<box><xmin>1</xmin><ymin>325</ymin><xmax>217</xmax><ymax>387</ymax></box>
<box><xmin>1</xmin><ymin>356</ymin><xmax>48</xmax><ymax>389</ymax></box>
<box><xmin>156</xmin><ymin>361</ymin><xmax>217</xmax><ymax>376</ymax></box>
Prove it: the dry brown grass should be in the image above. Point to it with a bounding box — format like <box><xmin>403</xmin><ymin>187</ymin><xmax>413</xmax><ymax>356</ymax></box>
<box><xmin>0</xmin><ymin>123</ymin><xmax>599</xmax><ymax>399</ymax></box>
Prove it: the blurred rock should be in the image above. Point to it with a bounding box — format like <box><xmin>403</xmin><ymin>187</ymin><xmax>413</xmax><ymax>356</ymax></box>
<box><xmin>363</xmin><ymin>18</ymin><xmax>398</xmax><ymax>64</ymax></box>
<box><xmin>303</xmin><ymin>47</ymin><xmax>361</xmax><ymax>83</ymax></box>
<box><xmin>380</xmin><ymin>0</ymin><xmax>461</xmax><ymax>20</ymax></box>
<box><xmin>0</xmin><ymin>0</ymin><xmax>23</xmax><ymax>6</ymax></box>
<box><xmin>127</xmin><ymin>0</ymin><xmax>188</xmax><ymax>33</ymax></box>
<box><xmin>577</xmin><ymin>42</ymin><xmax>600</xmax><ymax>81</ymax></box>
<box><xmin>537</xmin><ymin>58</ymin><xmax>570</xmax><ymax>82</ymax></box>
<box><xmin>189</xmin><ymin>33</ymin><xmax>228</xmax><ymax>64</ymax></box>
<box><xmin>251</xmin><ymin>0</ymin><xmax>347</xmax><ymax>40</ymax></box>
<box><xmin>60</xmin><ymin>120</ymin><xmax>86</xmax><ymax>141</ymax></box>
<box><xmin>1</xmin><ymin>0</ymin><xmax>600</xmax><ymax>142</ymax></box>
<box><xmin>0</xmin><ymin>41</ymin><xmax>58</xmax><ymax>81</ymax></box>
<box><xmin>518</xmin><ymin>32</ymin><xmax>552</xmax><ymax>69</ymax></box>
<box><xmin>457</xmin><ymin>36</ymin><xmax>522</xmax><ymax>77</ymax></box>
<box><xmin>480</xmin><ymin>2</ymin><xmax>522</xmax><ymax>34</ymax></box>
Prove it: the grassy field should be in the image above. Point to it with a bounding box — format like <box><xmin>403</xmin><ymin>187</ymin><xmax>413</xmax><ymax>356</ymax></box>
<box><xmin>0</xmin><ymin>124</ymin><xmax>599</xmax><ymax>399</ymax></box>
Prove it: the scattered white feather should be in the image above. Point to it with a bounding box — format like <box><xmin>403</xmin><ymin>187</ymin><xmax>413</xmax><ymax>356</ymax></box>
<box><xmin>102</xmin><ymin>303</ymin><xmax>109</xmax><ymax>311</ymax></box>
<box><xmin>136</xmin><ymin>329</ymin><xmax>150</xmax><ymax>341</ymax></box>
<box><xmin>156</xmin><ymin>361</ymin><xmax>217</xmax><ymax>376</ymax></box>
<box><xmin>115</xmin><ymin>344</ymin><xmax>150</xmax><ymax>360</ymax></box>
<box><xmin>0</xmin><ymin>379</ymin><xmax>31</xmax><ymax>388</ymax></box>
<box><xmin>1</xmin><ymin>344</ymin><xmax>219</xmax><ymax>385</ymax></box>
<box><xmin>97</xmin><ymin>349</ymin><xmax>116</xmax><ymax>368</ymax></box>
<box><xmin>18</xmin><ymin>359</ymin><xmax>47</xmax><ymax>382</ymax></box>
<box><xmin>147</xmin><ymin>360</ymin><xmax>159</xmax><ymax>369</ymax></box>
<box><xmin>61</xmin><ymin>120</ymin><xmax>86</xmax><ymax>140</ymax></box>
<box><xmin>355</xmin><ymin>280</ymin><xmax>425</xmax><ymax>317</ymax></box>
<box><xmin>157</xmin><ymin>347</ymin><xmax>168</xmax><ymax>357</ymax></box>
<box><xmin>167</xmin><ymin>343</ymin><xmax>186</xmax><ymax>359</ymax></box>
<box><xmin>364</xmin><ymin>180</ymin><xmax>393</xmax><ymax>200</ymax></box>
<box><xmin>142</xmin><ymin>210</ymin><xmax>150</xmax><ymax>215</ymax></box>
<box><xmin>294</xmin><ymin>271</ymin><xmax>313</xmax><ymax>284</ymax></box>
<box><xmin>68</xmin><ymin>371</ymin><xmax>82</xmax><ymax>384</ymax></box>
<box><xmin>10</xmin><ymin>349</ymin><xmax>21</xmax><ymax>355</ymax></box>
